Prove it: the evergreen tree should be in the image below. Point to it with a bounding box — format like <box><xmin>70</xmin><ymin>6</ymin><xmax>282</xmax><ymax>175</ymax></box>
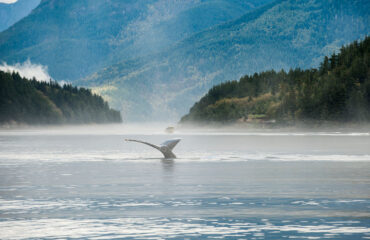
<box><xmin>0</xmin><ymin>72</ymin><xmax>122</xmax><ymax>125</ymax></box>
<box><xmin>181</xmin><ymin>36</ymin><xmax>370</xmax><ymax>124</ymax></box>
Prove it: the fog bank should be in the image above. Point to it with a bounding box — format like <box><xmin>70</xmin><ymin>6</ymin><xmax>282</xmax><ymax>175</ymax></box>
<box><xmin>0</xmin><ymin>60</ymin><xmax>52</xmax><ymax>82</ymax></box>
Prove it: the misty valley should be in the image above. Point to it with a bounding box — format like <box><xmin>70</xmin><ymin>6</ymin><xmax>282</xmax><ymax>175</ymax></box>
<box><xmin>0</xmin><ymin>0</ymin><xmax>369</xmax><ymax>239</ymax></box>
<box><xmin>1</xmin><ymin>36</ymin><xmax>370</xmax><ymax>127</ymax></box>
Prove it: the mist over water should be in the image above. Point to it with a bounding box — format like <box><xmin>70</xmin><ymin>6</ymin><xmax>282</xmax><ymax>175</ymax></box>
<box><xmin>0</xmin><ymin>124</ymin><xmax>369</xmax><ymax>239</ymax></box>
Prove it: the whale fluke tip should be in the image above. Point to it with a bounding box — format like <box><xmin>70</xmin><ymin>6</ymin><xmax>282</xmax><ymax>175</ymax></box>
<box><xmin>125</xmin><ymin>138</ymin><xmax>180</xmax><ymax>159</ymax></box>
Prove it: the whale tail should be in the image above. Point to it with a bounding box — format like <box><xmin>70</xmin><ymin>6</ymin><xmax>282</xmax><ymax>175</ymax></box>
<box><xmin>125</xmin><ymin>138</ymin><xmax>181</xmax><ymax>159</ymax></box>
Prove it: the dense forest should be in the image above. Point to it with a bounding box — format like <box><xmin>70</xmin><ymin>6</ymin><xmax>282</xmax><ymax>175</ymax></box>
<box><xmin>181</xmin><ymin>36</ymin><xmax>370</xmax><ymax>124</ymax></box>
<box><xmin>0</xmin><ymin>71</ymin><xmax>121</xmax><ymax>125</ymax></box>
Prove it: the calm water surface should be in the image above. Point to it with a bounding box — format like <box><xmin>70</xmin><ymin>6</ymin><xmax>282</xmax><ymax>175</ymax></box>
<box><xmin>0</xmin><ymin>125</ymin><xmax>369</xmax><ymax>239</ymax></box>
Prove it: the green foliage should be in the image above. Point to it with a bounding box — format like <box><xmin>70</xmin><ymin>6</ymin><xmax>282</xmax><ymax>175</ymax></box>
<box><xmin>0</xmin><ymin>71</ymin><xmax>121</xmax><ymax>125</ymax></box>
<box><xmin>181</xmin><ymin>36</ymin><xmax>370</xmax><ymax>123</ymax></box>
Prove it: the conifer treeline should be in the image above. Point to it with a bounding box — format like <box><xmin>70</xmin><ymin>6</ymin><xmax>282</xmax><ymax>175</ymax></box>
<box><xmin>181</xmin><ymin>37</ymin><xmax>370</xmax><ymax>123</ymax></box>
<box><xmin>0</xmin><ymin>71</ymin><xmax>122</xmax><ymax>125</ymax></box>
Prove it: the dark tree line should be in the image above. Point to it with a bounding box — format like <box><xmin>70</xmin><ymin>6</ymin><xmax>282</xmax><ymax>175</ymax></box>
<box><xmin>0</xmin><ymin>71</ymin><xmax>122</xmax><ymax>125</ymax></box>
<box><xmin>181</xmin><ymin>36</ymin><xmax>370</xmax><ymax>124</ymax></box>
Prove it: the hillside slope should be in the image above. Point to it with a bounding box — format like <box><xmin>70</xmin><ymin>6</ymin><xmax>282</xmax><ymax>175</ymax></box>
<box><xmin>0</xmin><ymin>71</ymin><xmax>121</xmax><ymax>125</ymax></box>
<box><xmin>0</xmin><ymin>0</ymin><xmax>269</xmax><ymax>81</ymax></box>
<box><xmin>0</xmin><ymin>0</ymin><xmax>40</xmax><ymax>32</ymax></box>
<box><xmin>84</xmin><ymin>0</ymin><xmax>370</xmax><ymax>121</ymax></box>
<box><xmin>181</xmin><ymin>37</ymin><xmax>370</xmax><ymax>124</ymax></box>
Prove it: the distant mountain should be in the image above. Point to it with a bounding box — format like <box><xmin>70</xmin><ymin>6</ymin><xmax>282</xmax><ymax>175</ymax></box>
<box><xmin>0</xmin><ymin>0</ymin><xmax>40</xmax><ymax>32</ymax></box>
<box><xmin>0</xmin><ymin>0</ymin><xmax>271</xmax><ymax>81</ymax></box>
<box><xmin>83</xmin><ymin>0</ymin><xmax>370</xmax><ymax>121</ymax></box>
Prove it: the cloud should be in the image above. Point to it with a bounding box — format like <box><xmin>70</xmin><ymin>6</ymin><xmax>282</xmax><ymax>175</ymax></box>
<box><xmin>0</xmin><ymin>60</ymin><xmax>52</xmax><ymax>82</ymax></box>
<box><xmin>0</xmin><ymin>0</ymin><xmax>18</xmax><ymax>4</ymax></box>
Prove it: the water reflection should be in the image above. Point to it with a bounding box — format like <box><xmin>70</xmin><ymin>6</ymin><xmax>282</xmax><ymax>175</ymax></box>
<box><xmin>161</xmin><ymin>159</ymin><xmax>175</xmax><ymax>172</ymax></box>
<box><xmin>0</xmin><ymin>128</ymin><xmax>370</xmax><ymax>239</ymax></box>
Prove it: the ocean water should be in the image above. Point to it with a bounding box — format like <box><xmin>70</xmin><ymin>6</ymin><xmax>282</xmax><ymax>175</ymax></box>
<box><xmin>0</xmin><ymin>125</ymin><xmax>369</xmax><ymax>239</ymax></box>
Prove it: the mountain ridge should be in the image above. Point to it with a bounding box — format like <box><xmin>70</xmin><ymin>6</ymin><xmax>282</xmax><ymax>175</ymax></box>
<box><xmin>0</xmin><ymin>0</ymin><xmax>270</xmax><ymax>81</ymax></box>
<box><xmin>84</xmin><ymin>0</ymin><xmax>370</xmax><ymax>121</ymax></box>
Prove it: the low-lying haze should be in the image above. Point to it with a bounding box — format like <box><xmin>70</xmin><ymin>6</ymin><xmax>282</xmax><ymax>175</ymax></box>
<box><xmin>0</xmin><ymin>60</ymin><xmax>52</xmax><ymax>82</ymax></box>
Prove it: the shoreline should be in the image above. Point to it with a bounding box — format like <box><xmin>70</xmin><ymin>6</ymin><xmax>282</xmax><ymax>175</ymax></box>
<box><xmin>177</xmin><ymin>120</ymin><xmax>370</xmax><ymax>133</ymax></box>
<box><xmin>1</xmin><ymin>121</ymin><xmax>369</xmax><ymax>136</ymax></box>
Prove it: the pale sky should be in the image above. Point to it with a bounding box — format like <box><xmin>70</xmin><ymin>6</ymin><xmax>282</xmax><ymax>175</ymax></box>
<box><xmin>0</xmin><ymin>0</ymin><xmax>18</xmax><ymax>3</ymax></box>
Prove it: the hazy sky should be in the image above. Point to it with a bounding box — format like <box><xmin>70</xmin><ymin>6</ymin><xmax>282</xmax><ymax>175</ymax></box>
<box><xmin>0</xmin><ymin>0</ymin><xmax>17</xmax><ymax>3</ymax></box>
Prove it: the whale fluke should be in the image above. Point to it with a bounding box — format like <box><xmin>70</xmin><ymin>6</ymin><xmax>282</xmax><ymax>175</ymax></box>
<box><xmin>125</xmin><ymin>138</ymin><xmax>181</xmax><ymax>159</ymax></box>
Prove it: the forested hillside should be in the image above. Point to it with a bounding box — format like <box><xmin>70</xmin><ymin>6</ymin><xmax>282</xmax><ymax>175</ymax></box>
<box><xmin>0</xmin><ymin>71</ymin><xmax>121</xmax><ymax>125</ymax></box>
<box><xmin>85</xmin><ymin>0</ymin><xmax>370</xmax><ymax>121</ymax></box>
<box><xmin>181</xmin><ymin>37</ymin><xmax>370</xmax><ymax>124</ymax></box>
